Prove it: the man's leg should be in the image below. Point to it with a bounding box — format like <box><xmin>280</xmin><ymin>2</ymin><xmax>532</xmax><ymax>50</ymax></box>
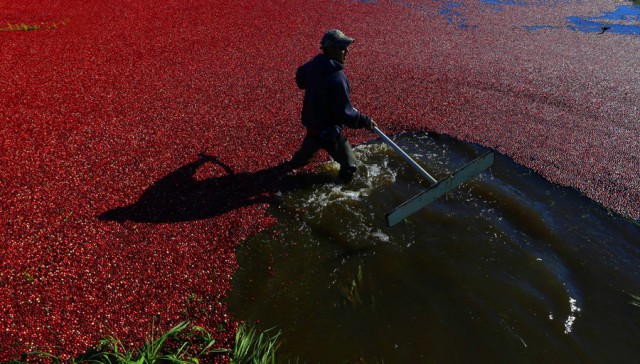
<box><xmin>327</xmin><ymin>134</ymin><xmax>358</xmax><ymax>183</ymax></box>
<box><xmin>290</xmin><ymin>133</ymin><xmax>321</xmax><ymax>169</ymax></box>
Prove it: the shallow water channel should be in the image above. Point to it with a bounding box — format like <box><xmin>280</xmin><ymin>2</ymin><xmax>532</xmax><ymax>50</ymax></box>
<box><xmin>227</xmin><ymin>132</ymin><xmax>640</xmax><ymax>363</ymax></box>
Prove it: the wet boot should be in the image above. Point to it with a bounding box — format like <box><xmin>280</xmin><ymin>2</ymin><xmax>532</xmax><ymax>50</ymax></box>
<box><xmin>337</xmin><ymin>165</ymin><xmax>357</xmax><ymax>184</ymax></box>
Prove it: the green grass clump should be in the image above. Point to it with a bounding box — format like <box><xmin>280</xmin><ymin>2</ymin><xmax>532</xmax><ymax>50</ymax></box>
<box><xmin>231</xmin><ymin>325</ymin><xmax>281</xmax><ymax>364</ymax></box>
<box><xmin>1</xmin><ymin>19</ymin><xmax>68</xmax><ymax>32</ymax></box>
<box><xmin>3</xmin><ymin>22</ymin><xmax>40</xmax><ymax>31</ymax></box>
<box><xmin>13</xmin><ymin>321</ymin><xmax>281</xmax><ymax>364</ymax></box>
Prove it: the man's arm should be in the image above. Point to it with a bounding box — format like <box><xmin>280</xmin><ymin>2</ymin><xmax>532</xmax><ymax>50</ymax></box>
<box><xmin>328</xmin><ymin>72</ymin><xmax>373</xmax><ymax>129</ymax></box>
<box><xmin>295</xmin><ymin>64</ymin><xmax>307</xmax><ymax>90</ymax></box>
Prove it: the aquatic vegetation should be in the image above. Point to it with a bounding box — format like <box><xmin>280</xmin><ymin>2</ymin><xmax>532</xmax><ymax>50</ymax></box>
<box><xmin>17</xmin><ymin>321</ymin><xmax>280</xmax><ymax>363</ymax></box>
<box><xmin>1</xmin><ymin>19</ymin><xmax>68</xmax><ymax>31</ymax></box>
<box><xmin>338</xmin><ymin>264</ymin><xmax>365</xmax><ymax>307</ymax></box>
<box><xmin>231</xmin><ymin>325</ymin><xmax>281</xmax><ymax>364</ymax></box>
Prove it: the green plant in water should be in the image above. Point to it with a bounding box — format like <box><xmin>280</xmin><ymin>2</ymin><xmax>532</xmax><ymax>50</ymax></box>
<box><xmin>23</xmin><ymin>321</ymin><xmax>227</xmax><ymax>363</ymax></box>
<box><xmin>231</xmin><ymin>325</ymin><xmax>281</xmax><ymax>364</ymax></box>
<box><xmin>338</xmin><ymin>264</ymin><xmax>364</xmax><ymax>307</ymax></box>
<box><xmin>15</xmin><ymin>321</ymin><xmax>281</xmax><ymax>364</ymax></box>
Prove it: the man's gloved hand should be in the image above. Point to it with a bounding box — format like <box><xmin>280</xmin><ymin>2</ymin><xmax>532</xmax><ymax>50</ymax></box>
<box><xmin>361</xmin><ymin>115</ymin><xmax>377</xmax><ymax>131</ymax></box>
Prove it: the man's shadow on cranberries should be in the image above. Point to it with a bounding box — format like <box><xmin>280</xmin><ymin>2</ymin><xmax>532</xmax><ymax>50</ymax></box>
<box><xmin>98</xmin><ymin>153</ymin><xmax>332</xmax><ymax>223</ymax></box>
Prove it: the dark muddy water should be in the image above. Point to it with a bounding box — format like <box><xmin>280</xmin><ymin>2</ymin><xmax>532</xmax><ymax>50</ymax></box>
<box><xmin>228</xmin><ymin>133</ymin><xmax>639</xmax><ymax>363</ymax></box>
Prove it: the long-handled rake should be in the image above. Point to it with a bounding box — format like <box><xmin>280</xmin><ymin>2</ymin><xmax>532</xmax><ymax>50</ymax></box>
<box><xmin>373</xmin><ymin>127</ymin><xmax>494</xmax><ymax>227</ymax></box>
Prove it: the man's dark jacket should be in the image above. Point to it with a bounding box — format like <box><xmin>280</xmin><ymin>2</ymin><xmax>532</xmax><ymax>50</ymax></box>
<box><xmin>296</xmin><ymin>54</ymin><xmax>371</xmax><ymax>133</ymax></box>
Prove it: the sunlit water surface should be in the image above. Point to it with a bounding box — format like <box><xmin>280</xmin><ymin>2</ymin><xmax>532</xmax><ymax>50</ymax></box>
<box><xmin>228</xmin><ymin>132</ymin><xmax>639</xmax><ymax>363</ymax></box>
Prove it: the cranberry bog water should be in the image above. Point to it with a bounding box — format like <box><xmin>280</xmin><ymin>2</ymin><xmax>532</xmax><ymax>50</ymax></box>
<box><xmin>1</xmin><ymin>0</ymin><xmax>639</xmax><ymax>362</ymax></box>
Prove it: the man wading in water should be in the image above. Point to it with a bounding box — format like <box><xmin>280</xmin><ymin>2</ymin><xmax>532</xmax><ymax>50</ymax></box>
<box><xmin>289</xmin><ymin>29</ymin><xmax>376</xmax><ymax>183</ymax></box>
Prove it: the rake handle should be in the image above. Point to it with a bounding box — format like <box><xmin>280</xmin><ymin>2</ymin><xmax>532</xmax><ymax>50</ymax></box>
<box><xmin>372</xmin><ymin>126</ymin><xmax>438</xmax><ymax>185</ymax></box>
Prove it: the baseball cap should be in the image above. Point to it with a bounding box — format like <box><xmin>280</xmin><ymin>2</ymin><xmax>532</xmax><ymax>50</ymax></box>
<box><xmin>320</xmin><ymin>29</ymin><xmax>355</xmax><ymax>48</ymax></box>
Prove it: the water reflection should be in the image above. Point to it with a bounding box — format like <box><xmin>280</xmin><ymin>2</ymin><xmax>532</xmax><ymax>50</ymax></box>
<box><xmin>358</xmin><ymin>0</ymin><xmax>640</xmax><ymax>35</ymax></box>
<box><xmin>228</xmin><ymin>133</ymin><xmax>640</xmax><ymax>363</ymax></box>
<box><xmin>567</xmin><ymin>4</ymin><xmax>640</xmax><ymax>35</ymax></box>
